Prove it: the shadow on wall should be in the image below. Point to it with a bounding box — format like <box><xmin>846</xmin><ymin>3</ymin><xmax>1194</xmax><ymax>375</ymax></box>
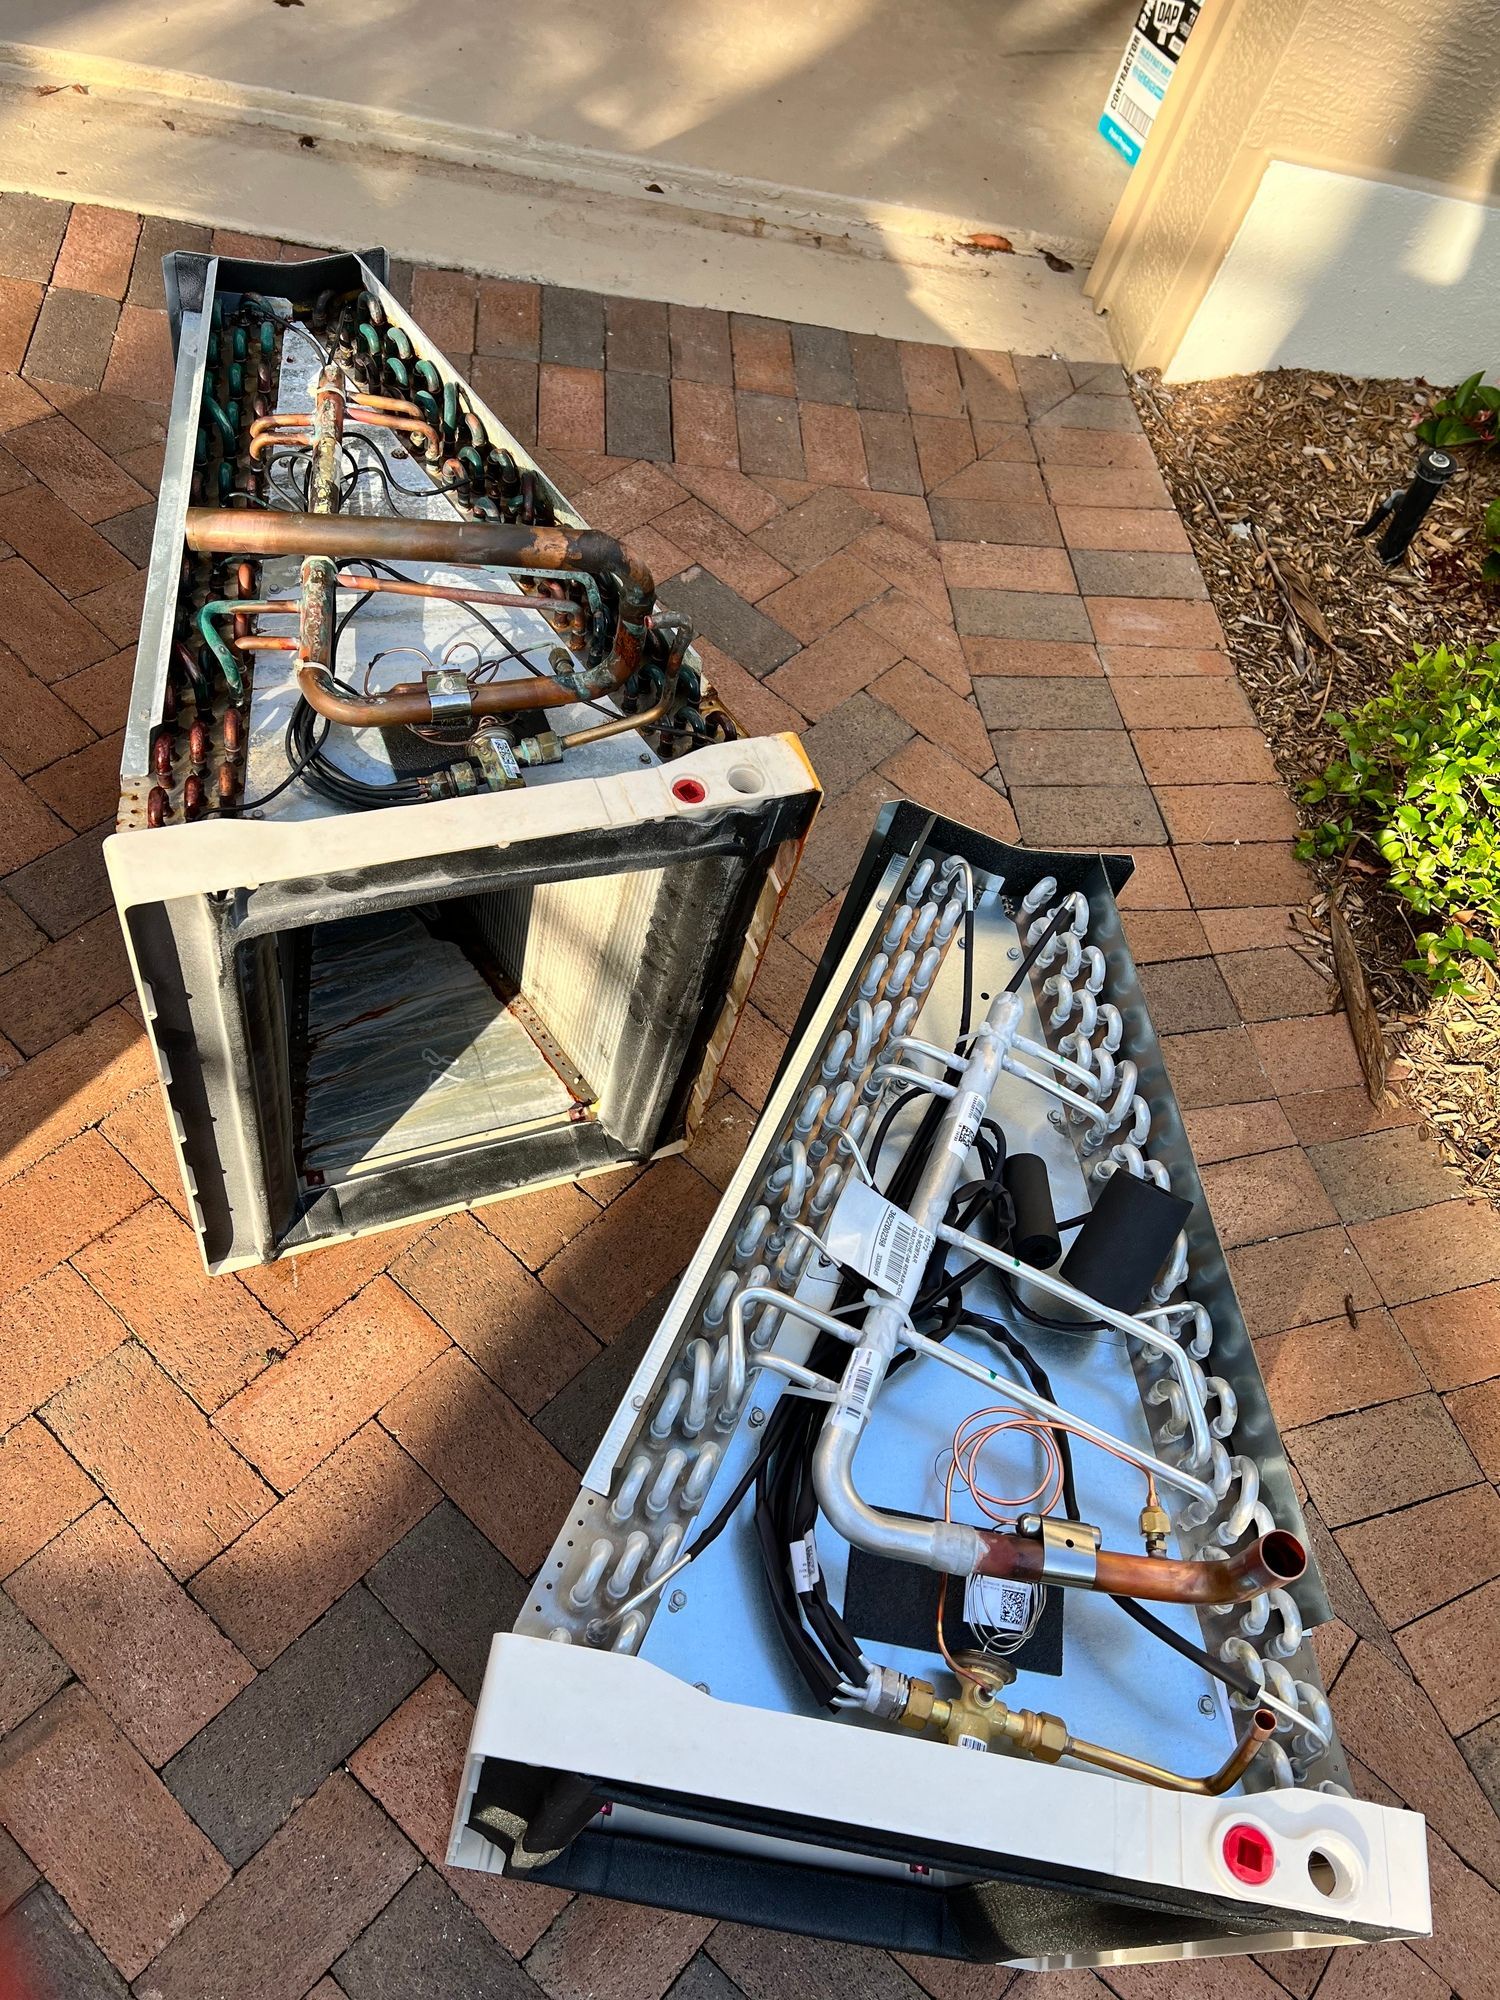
<box><xmin>1169</xmin><ymin>6</ymin><xmax>1500</xmax><ymax>382</ymax></box>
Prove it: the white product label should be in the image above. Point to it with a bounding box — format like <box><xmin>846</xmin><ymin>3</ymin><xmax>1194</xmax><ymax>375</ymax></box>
<box><xmin>947</xmin><ymin>1089</ymin><xmax>989</xmax><ymax>1162</ymax></box>
<box><xmin>789</xmin><ymin>1532</ymin><xmax>821</xmax><ymax>1594</ymax></box>
<box><xmin>823</xmin><ymin>1179</ymin><xmax>935</xmax><ymax>1304</ymax></box>
<box><xmin>1099</xmin><ymin>2</ymin><xmax>1202</xmax><ymax>163</ymax></box>
<box><xmin>828</xmin><ymin>1344</ymin><xmax>882</xmax><ymax>1433</ymax></box>
<box><xmin>963</xmin><ymin>1574</ymin><xmax>1036</xmax><ymax>1636</ymax></box>
<box><xmin>956</xmin><ymin>1734</ymin><xmax>989</xmax><ymax>1754</ymax></box>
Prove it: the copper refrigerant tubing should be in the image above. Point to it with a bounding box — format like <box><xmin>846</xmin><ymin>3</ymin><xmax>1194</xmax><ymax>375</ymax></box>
<box><xmin>975</xmin><ymin>1528</ymin><xmax>1307</xmax><ymax>1605</ymax></box>
<box><xmin>251</xmin><ymin>402</ymin><xmax>441</xmax><ymax>454</ymax></box>
<box><xmin>1066</xmin><ymin>1708</ymin><xmax>1278</xmax><ymax>1795</ymax></box>
<box><xmin>183</xmin><ymin>506</ymin><xmax>656</xmax><ymax>726</ymax></box>
<box><xmin>334</xmin><ymin>572</ymin><xmax>584</xmax><ymax>622</ymax></box>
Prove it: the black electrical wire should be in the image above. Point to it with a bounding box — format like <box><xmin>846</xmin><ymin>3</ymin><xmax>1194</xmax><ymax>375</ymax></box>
<box><xmin>753</xmin><ymin>1014</ymin><xmax>970</xmax><ymax>1707</ymax></box>
<box><xmin>235</xmin><ymin>584</ymin><xmax>432</xmax><ymax>814</ymax></box>
<box><xmin>337</xmin><ymin>437</ymin><xmax>470</xmax><ymax>507</ymax></box>
<box><xmin>348</xmin><ymin>556</ymin><xmax>627</xmax><ymax>724</ymax></box>
<box><xmin>234</xmin><ymin>706</ymin><xmax>330</xmax><ymax>815</ymax></box>
<box><xmin>1006</xmin><ymin>895</ymin><xmax>1075</xmax><ymax>994</ymax></box>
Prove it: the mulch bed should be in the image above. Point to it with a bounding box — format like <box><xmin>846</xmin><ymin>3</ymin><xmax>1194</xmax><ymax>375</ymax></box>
<box><xmin>1132</xmin><ymin>367</ymin><xmax>1499</xmax><ymax>1199</ymax></box>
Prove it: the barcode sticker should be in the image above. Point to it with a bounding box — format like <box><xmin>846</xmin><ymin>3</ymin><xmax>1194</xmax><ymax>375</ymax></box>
<box><xmin>828</xmin><ymin>1345</ymin><xmax>882</xmax><ymax>1433</ymax></box>
<box><xmin>947</xmin><ymin>1088</ymin><xmax>989</xmax><ymax>1161</ymax></box>
<box><xmin>963</xmin><ymin>1574</ymin><xmax>1036</xmax><ymax>1635</ymax></box>
<box><xmin>956</xmin><ymin>1733</ymin><xmax>988</xmax><ymax>1754</ymax></box>
<box><xmin>1116</xmin><ymin>94</ymin><xmax>1153</xmax><ymax>138</ymax></box>
<box><xmin>789</xmin><ymin>1532</ymin><xmax>820</xmax><ymax>1593</ymax></box>
<box><xmin>823</xmin><ymin>1179</ymin><xmax>935</xmax><ymax>1303</ymax></box>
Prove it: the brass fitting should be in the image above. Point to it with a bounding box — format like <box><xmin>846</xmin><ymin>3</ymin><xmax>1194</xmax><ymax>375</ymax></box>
<box><xmin>893</xmin><ymin>1652</ymin><xmax>1275</xmax><ymax>1795</ymax></box>
<box><xmin>515</xmin><ymin>730</ymin><xmax>564</xmax><ymax>767</ymax></box>
<box><xmin>896</xmin><ymin>1678</ymin><xmax>950</xmax><ymax>1736</ymax></box>
<box><xmin>1139</xmin><ymin>1499</ymin><xmax>1170</xmax><ymax>1557</ymax></box>
<box><xmin>993</xmin><ymin>1704</ymin><xmax>1069</xmax><ymax>1764</ymax></box>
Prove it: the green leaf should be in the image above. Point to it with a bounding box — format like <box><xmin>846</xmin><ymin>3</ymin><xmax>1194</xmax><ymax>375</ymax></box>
<box><xmin>1453</xmin><ymin>370</ymin><xmax>1486</xmax><ymax>415</ymax></box>
<box><xmin>1432</xmin><ymin>415</ymin><xmax>1482</xmax><ymax>446</ymax></box>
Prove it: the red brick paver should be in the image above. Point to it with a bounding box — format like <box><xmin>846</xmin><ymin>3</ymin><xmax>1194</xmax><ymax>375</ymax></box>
<box><xmin>0</xmin><ymin>196</ymin><xmax>1492</xmax><ymax>1999</ymax></box>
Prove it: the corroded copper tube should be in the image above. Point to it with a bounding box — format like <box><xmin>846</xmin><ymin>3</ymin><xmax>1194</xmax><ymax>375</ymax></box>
<box><xmin>249</xmin><ymin>431</ymin><xmax>313</xmax><ymax>461</ymax></box>
<box><xmin>308</xmin><ymin>371</ymin><xmax>346</xmax><ymax>517</ymax></box>
<box><xmin>975</xmin><ymin>1529</ymin><xmax>1305</xmax><ymax>1606</ymax></box>
<box><xmin>186</xmin><ymin>506</ymin><xmax>655</xmax><ymax>715</ymax></box>
<box><xmin>294</xmin><ymin>663</ymin><xmax>570</xmax><ymax>729</ymax></box>
<box><xmin>345</xmin><ymin>409</ymin><xmax>440</xmax><ymax>453</ymax></box>
<box><xmin>333</xmin><ymin>571</ymin><xmax>581</xmax><ymax>620</ymax></box>
<box><xmin>350</xmin><ymin>392</ymin><xmax>427</xmax><ymax>421</ymax></box>
<box><xmin>183</xmin><ymin>507</ymin><xmax>641</xmax><ymax>597</ymax></box>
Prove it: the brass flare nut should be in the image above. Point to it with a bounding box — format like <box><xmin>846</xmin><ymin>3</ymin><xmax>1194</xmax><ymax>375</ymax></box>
<box><xmin>896</xmin><ymin>1680</ymin><xmax>949</xmax><ymax>1736</ymax></box>
<box><xmin>993</xmin><ymin>1705</ymin><xmax>1069</xmax><ymax>1764</ymax></box>
<box><xmin>1139</xmin><ymin>1500</ymin><xmax>1171</xmax><ymax>1556</ymax></box>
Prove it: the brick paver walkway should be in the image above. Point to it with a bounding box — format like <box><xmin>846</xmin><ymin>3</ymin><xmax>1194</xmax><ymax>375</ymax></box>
<box><xmin>0</xmin><ymin>193</ymin><xmax>1497</xmax><ymax>2000</ymax></box>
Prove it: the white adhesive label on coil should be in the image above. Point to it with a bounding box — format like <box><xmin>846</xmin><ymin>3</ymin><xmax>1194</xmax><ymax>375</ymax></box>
<box><xmin>956</xmin><ymin>1733</ymin><xmax>989</xmax><ymax>1754</ymax></box>
<box><xmin>828</xmin><ymin>1344</ymin><xmax>882</xmax><ymax>1433</ymax></box>
<box><xmin>824</xmin><ymin>1179</ymin><xmax>934</xmax><ymax>1304</ymax></box>
<box><xmin>789</xmin><ymin>1532</ymin><xmax>820</xmax><ymax>1593</ymax></box>
<box><xmin>963</xmin><ymin>1574</ymin><xmax>1036</xmax><ymax>1635</ymax></box>
<box><xmin>947</xmin><ymin>1088</ymin><xmax>989</xmax><ymax>1161</ymax></box>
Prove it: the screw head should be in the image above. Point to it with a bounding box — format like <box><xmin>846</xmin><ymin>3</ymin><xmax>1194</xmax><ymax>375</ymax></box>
<box><xmin>631</xmin><ymin>1395</ymin><xmax>645</xmax><ymax>1410</ymax></box>
<box><xmin>748</xmin><ymin>1407</ymin><xmax>765</xmax><ymax>1428</ymax></box>
<box><xmin>1198</xmin><ymin>1693</ymin><xmax>1217</xmax><ymax>1716</ymax></box>
<box><xmin>1007</xmin><ymin>946</ymin><xmax>1021</xmax><ymax>961</ymax></box>
<box><xmin>694</xmin><ymin>1680</ymin><xmax>710</xmax><ymax>1693</ymax></box>
<box><xmin>668</xmin><ymin>1589</ymin><xmax>687</xmax><ymax>1612</ymax></box>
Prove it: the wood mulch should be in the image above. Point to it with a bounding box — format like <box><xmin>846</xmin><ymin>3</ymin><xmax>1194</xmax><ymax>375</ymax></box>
<box><xmin>1133</xmin><ymin>367</ymin><xmax>1500</xmax><ymax>1200</ymax></box>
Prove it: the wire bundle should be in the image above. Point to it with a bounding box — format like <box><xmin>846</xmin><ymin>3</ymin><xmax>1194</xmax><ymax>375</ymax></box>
<box><xmin>736</xmin><ymin>889</ymin><xmax>1270</xmax><ymax>1715</ymax></box>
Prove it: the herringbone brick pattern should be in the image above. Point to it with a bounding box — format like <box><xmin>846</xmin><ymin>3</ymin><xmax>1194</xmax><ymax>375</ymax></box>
<box><xmin>0</xmin><ymin>195</ymin><xmax>1495</xmax><ymax>1999</ymax></box>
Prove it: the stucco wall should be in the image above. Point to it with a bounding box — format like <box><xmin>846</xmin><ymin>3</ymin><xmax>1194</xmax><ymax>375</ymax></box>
<box><xmin>1090</xmin><ymin>0</ymin><xmax>1500</xmax><ymax>379</ymax></box>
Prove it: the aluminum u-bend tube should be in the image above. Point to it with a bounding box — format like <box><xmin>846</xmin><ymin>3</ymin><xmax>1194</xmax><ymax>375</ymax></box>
<box><xmin>933</xmin><ymin>1221</ymin><xmax>1216</xmax><ymax>1474</ymax></box>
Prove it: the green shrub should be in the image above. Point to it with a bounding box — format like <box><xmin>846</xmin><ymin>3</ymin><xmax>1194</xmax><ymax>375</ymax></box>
<box><xmin>1416</xmin><ymin>370</ymin><xmax>1500</xmax><ymax>449</ymax></box>
<box><xmin>1297</xmin><ymin>642</ymin><xmax>1500</xmax><ymax>992</ymax></box>
<box><xmin>1414</xmin><ymin>373</ymin><xmax>1500</xmax><ymax>581</ymax></box>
